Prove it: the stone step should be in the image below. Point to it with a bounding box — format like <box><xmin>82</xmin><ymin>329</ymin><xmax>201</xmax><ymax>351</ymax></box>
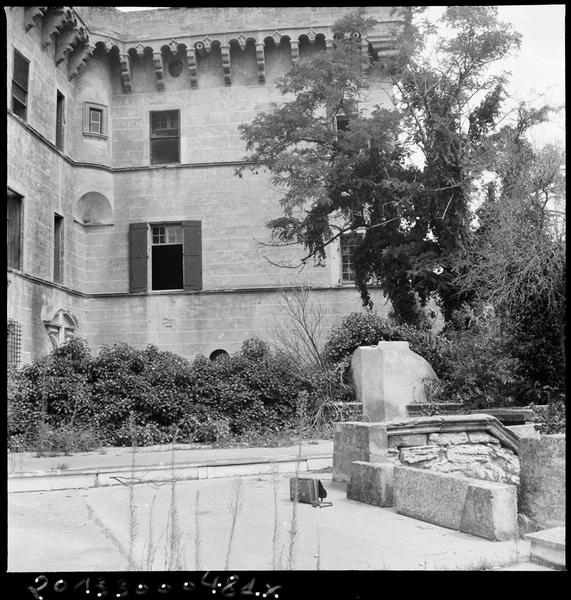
<box><xmin>525</xmin><ymin>527</ymin><xmax>566</xmax><ymax>570</ymax></box>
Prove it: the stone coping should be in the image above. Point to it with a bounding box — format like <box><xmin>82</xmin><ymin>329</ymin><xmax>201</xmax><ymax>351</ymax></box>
<box><xmin>339</xmin><ymin>414</ymin><xmax>520</xmax><ymax>454</ymax></box>
<box><xmin>525</xmin><ymin>527</ymin><xmax>566</xmax><ymax>549</ymax></box>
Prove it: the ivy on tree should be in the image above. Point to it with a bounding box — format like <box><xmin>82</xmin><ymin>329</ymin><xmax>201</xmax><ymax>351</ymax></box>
<box><xmin>237</xmin><ymin>6</ymin><xmax>521</xmax><ymax>326</ymax></box>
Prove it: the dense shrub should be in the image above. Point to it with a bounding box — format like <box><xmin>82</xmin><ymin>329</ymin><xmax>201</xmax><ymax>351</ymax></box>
<box><xmin>320</xmin><ymin>308</ymin><xmax>560</xmax><ymax>412</ymax></box>
<box><xmin>322</xmin><ymin>311</ymin><xmax>451</xmax><ymax>378</ymax></box>
<box><xmin>430</xmin><ymin>328</ymin><xmax>522</xmax><ymax>409</ymax></box>
<box><xmin>8</xmin><ymin>337</ymin><xmax>305</xmax><ymax>451</ymax></box>
<box><xmin>8</xmin><ymin>338</ymin><xmax>95</xmax><ymax>452</ymax></box>
<box><xmin>533</xmin><ymin>395</ymin><xmax>566</xmax><ymax>435</ymax></box>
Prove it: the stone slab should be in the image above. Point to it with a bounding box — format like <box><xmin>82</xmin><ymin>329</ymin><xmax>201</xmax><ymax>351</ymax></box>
<box><xmin>394</xmin><ymin>466</ymin><xmax>518</xmax><ymax>541</ymax></box>
<box><xmin>388</xmin><ymin>433</ymin><xmax>428</xmax><ymax>448</ymax></box>
<box><xmin>518</xmin><ymin>435</ymin><xmax>566</xmax><ymax>529</ymax></box>
<box><xmin>525</xmin><ymin>527</ymin><xmax>566</xmax><ymax>569</ymax></box>
<box><xmin>347</xmin><ymin>461</ymin><xmax>394</xmax><ymax>507</ymax></box>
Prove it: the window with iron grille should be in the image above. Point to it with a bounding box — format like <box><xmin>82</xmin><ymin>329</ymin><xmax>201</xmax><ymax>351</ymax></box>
<box><xmin>340</xmin><ymin>233</ymin><xmax>363</xmax><ymax>283</ymax></box>
<box><xmin>12</xmin><ymin>49</ymin><xmax>29</xmax><ymax>120</ymax></box>
<box><xmin>150</xmin><ymin>110</ymin><xmax>180</xmax><ymax>164</ymax></box>
<box><xmin>7</xmin><ymin>319</ymin><xmax>21</xmax><ymax>368</ymax></box>
<box><xmin>7</xmin><ymin>189</ymin><xmax>23</xmax><ymax>270</ymax></box>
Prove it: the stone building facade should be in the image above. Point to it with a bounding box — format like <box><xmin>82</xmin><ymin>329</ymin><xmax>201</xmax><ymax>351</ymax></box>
<box><xmin>6</xmin><ymin>6</ymin><xmax>405</xmax><ymax>365</ymax></box>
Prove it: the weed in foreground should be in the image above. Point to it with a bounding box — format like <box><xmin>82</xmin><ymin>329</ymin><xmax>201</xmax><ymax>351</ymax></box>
<box><xmin>224</xmin><ymin>478</ymin><xmax>245</xmax><ymax>570</ymax></box>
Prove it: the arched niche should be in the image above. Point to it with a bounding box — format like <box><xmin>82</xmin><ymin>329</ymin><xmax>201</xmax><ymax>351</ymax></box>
<box><xmin>75</xmin><ymin>191</ymin><xmax>113</xmax><ymax>225</ymax></box>
<box><xmin>209</xmin><ymin>349</ymin><xmax>229</xmax><ymax>361</ymax></box>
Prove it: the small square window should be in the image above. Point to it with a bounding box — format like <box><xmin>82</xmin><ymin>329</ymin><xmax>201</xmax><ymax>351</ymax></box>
<box><xmin>83</xmin><ymin>102</ymin><xmax>107</xmax><ymax>138</ymax></box>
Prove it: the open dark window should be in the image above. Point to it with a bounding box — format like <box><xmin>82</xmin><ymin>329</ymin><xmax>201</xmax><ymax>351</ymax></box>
<box><xmin>56</xmin><ymin>91</ymin><xmax>65</xmax><ymax>150</ymax></box>
<box><xmin>151</xmin><ymin>224</ymin><xmax>183</xmax><ymax>290</ymax></box>
<box><xmin>7</xmin><ymin>189</ymin><xmax>23</xmax><ymax>270</ymax></box>
<box><xmin>54</xmin><ymin>214</ymin><xmax>64</xmax><ymax>284</ymax></box>
<box><xmin>150</xmin><ymin>110</ymin><xmax>180</xmax><ymax>164</ymax></box>
<box><xmin>12</xmin><ymin>49</ymin><xmax>29</xmax><ymax>120</ymax></box>
<box><xmin>129</xmin><ymin>221</ymin><xmax>202</xmax><ymax>292</ymax></box>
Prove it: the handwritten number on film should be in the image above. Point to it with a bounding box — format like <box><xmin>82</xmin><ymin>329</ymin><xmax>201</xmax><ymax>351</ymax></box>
<box><xmin>27</xmin><ymin>574</ymin><xmax>281</xmax><ymax>598</ymax></box>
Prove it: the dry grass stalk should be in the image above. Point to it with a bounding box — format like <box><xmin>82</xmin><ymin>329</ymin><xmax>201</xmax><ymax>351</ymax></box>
<box><xmin>224</xmin><ymin>478</ymin><xmax>244</xmax><ymax>570</ymax></box>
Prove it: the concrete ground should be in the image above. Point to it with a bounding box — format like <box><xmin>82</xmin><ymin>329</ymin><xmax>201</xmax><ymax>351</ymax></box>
<box><xmin>9</xmin><ymin>472</ymin><xmax>536</xmax><ymax>572</ymax></box>
<box><xmin>7</xmin><ymin>442</ymin><xmax>555</xmax><ymax>572</ymax></box>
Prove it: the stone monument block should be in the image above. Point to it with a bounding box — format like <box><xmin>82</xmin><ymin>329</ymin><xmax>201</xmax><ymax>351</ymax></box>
<box><xmin>518</xmin><ymin>434</ymin><xmax>566</xmax><ymax>529</ymax></box>
<box><xmin>347</xmin><ymin>461</ymin><xmax>395</xmax><ymax>507</ymax></box>
<box><xmin>332</xmin><ymin>422</ymin><xmax>388</xmax><ymax>482</ymax></box>
<box><xmin>394</xmin><ymin>466</ymin><xmax>518</xmax><ymax>541</ymax></box>
<box><xmin>351</xmin><ymin>341</ymin><xmax>438</xmax><ymax>422</ymax></box>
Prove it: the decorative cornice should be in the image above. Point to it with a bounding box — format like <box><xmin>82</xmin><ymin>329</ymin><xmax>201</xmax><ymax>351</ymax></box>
<box><xmin>290</xmin><ymin>39</ymin><xmax>299</xmax><ymax>65</ymax></box>
<box><xmin>220</xmin><ymin>43</ymin><xmax>231</xmax><ymax>86</ymax></box>
<box><xmin>119</xmin><ymin>54</ymin><xmax>132</xmax><ymax>93</ymax></box>
<box><xmin>385</xmin><ymin>415</ymin><xmax>521</xmax><ymax>454</ymax></box>
<box><xmin>41</xmin><ymin>6</ymin><xmax>68</xmax><ymax>49</ymax></box>
<box><xmin>67</xmin><ymin>42</ymin><xmax>95</xmax><ymax>80</ymax></box>
<box><xmin>152</xmin><ymin>51</ymin><xmax>165</xmax><ymax>91</ymax></box>
<box><xmin>23</xmin><ymin>6</ymin><xmax>47</xmax><ymax>32</ymax></box>
<box><xmin>255</xmin><ymin>41</ymin><xmax>265</xmax><ymax>84</ymax></box>
<box><xmin>186</xmin><ymin>46</ymin><xmax>198</xmax><ymax>89</ymax></box>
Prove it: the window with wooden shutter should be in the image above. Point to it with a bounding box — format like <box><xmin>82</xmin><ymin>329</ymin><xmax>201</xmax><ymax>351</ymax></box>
<box><xmin>183</xmin><ymin>221</ymin><xmax>202</xmax><ymax>290</ymax></box>
<box><xmin>129</xmin><ymin>223</ymin><xmax>149</xmax><ymax>293</ymax></box>
<box><xmin>129</xmin><ymin>221</ymin><xmax>202</xmax><ymax>292</ymax></box>
<box><xmin>151</xmin><ymin>224</ymin><xmax>183</xmax><ymax>290</ymax></box>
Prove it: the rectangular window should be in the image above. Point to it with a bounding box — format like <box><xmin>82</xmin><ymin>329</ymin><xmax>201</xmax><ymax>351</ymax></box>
<box><xmin>129</xmin><ymin>221</ymin><xmax>202</xmax><ymax>293</ymax></box>
<box><xmin>150</xmin><ymin>110</ymin><xmax>180</xmax><ymax>165</ymax></box>
<box><xmin>83</xmin><ymin>102</ymin><xmax>107</xmax><ymax>137</ymax></box>
<box><xmin>89</xmin><ymin>107</ymin><xmax>103</xmax><ymax>134</ymax></box>
<box><xmin>12</xmin><ymin>49</ymin><xmax>29</xmax><ymax>120</ymax></box>
<box><xmin>54</xmin><ymin>214</ymin><xmax>63</xmax><ymax>284</ymax></box>
<box><xmin>335</xmin><ymin>114</ymin><xmax>351</xmax><ymax>133</ymax></box>
<box><xmin>7</xmin><ymin>190</ymin><xmax>23</xmax><ymax>270</ymax></box>
<box><xmin>7</xmin><ymin>318</ymin><xmax>22</xmax><ymax>368</ymax></box>
<box><xmin>56</xmin><ymin>91</ymin><xmax>65</xmax><ymax>150</ymax></box>
<box><xmin>340</xmin><ymin>233</ymin><xmax>363</xmax><ymax>283</ymax></box>
<box><xmin>151</xmin><ymin>224</ymin><xmax>183</xmax><ymax>290</ymax></box>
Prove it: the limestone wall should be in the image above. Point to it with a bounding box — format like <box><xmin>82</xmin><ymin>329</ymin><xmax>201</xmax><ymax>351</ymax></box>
<box><xmin>6</xmin><ymin>6</ymin><xmax>401</xmax><ymax>364</ymax></box>
<box><xmin>386</xmin><ymin>430</ymin><xmax>520</xmax><ymax>486</ymax></box>
<box><xmin>333</xmin><ymin>416</ymin><xmax>520</xmax><ymax>486</ymax></box>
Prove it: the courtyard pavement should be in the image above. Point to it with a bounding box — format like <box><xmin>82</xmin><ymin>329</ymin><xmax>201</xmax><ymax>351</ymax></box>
<box><xmin>7</xmin><ymin>441</ymin><xmax>557</xmax><ymax>572</ymax></box>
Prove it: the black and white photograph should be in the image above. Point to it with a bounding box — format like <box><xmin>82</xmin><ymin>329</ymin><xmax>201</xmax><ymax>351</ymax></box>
<box><xmin>6</xmin><ymin>4</ymin><xmax>565</xmax><ymax>588</ymax></box>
